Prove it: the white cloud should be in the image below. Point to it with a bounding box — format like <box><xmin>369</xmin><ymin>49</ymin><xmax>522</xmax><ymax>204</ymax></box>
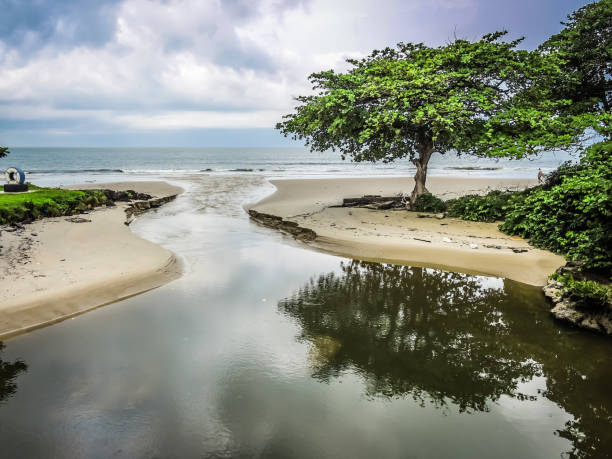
<box><xmin>0</xmin><ymin>0</ymin><xmax>480</xmax><ymax>133</ymax></box>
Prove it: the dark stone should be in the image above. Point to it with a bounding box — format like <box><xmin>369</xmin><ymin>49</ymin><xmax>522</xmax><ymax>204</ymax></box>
<box><xmin>3</xmin><ymin>184</ymin><xmax>28</xmax><ymax>192</ymax></box>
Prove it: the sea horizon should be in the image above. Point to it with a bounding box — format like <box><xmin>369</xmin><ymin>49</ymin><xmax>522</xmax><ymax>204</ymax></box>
<box><xmin>1</xmin><ymin>146</ymin><xmax>579</xmax><ymax>188</ymax></box>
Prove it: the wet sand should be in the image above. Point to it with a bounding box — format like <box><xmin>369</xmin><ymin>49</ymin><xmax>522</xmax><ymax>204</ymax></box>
<box><xmin>0</xmin><ymin>181</ymin><xmax>183</xmax><ymax>339</ymax></box>
<box><xmin>249</xmin><ymin>176</ymin><xmax>565</xmax><ymax>286</ymax></box>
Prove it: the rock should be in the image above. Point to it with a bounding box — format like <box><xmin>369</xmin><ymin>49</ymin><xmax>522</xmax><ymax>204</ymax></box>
<box><xmin>417</xmin><ymin>212</ymin><xmax>446</xmax><ymax>219</ymax></box>
<box><xmin>470</xmin><ymin>244</ymin><xmax>478</xmax><ymax>249</ymax></box>
<box><xmin>442</xmin><ymin>237</ymin><xmax>452</xmax><ymax>243</ymax></box>
<box><xmin>102</xmin><ymin>189</ymin><xmax>153</xmax><ymax>202</ymax></box>
<box><xmin>543</xmin><ymin>265</ymin><xmax>612</xmax><ymax>336</ymax></box>
<box><xmin>542</xmin><ymin>282</ymin><xmax>563</xmax><ymax>301</ymax></box>
<box><xmin>65</xmin><ymin>217</ymin><xmax>91</xmax><ymax>223</ymax></box>
<box><xmin>512</xmin><ymin>248</ymin><xmax>528</xmax><ymax>253</ymax></box>
<box><xmin>551</xmin><ymin>300</ymin><xmax>585</xmax><ymax>324</ymax></box>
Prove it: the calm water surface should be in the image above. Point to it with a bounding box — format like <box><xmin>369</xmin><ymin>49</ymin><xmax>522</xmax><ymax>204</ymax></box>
<box><xmin>0</xmin><ymin>175</ymin><xmax>611</xmax><ymax>459</ymax></box>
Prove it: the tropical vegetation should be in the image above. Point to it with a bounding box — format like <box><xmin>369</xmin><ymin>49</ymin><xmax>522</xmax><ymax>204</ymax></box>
<box><xmin>277</xmin><ymin>32</ymin><xmax>594</xmax><ymax>203</ymax></box>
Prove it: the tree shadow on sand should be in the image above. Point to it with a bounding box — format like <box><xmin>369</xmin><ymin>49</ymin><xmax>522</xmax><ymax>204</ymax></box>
<box><xmin>278</xmin><ymin>261</ymin><xmax>612</xmax><ymax>459</ymax></box>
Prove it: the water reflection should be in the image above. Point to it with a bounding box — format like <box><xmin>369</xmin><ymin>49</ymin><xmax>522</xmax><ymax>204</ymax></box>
<box><xmin>0</xmin><ymin>342</ymin><xmax>27</xmax><ymax>404</ymax></box>
<box><xmin>279</xmin><ymin>261</ymin><xmax>612</xmax><ymax>458</ymax></box>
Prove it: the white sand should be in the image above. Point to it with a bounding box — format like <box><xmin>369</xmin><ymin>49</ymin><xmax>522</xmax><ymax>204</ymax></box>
<box><xmin>0</xmin><ymin>181</ymin><xmax>183</xmax><ymax>339</ymax></box>
<box><xmin>249</xmin><ymin>176</ymin><xmax>565</xmax><ymax>286</ymax></box>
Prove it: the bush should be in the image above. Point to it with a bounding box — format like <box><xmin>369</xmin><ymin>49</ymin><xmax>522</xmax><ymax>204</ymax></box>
<box><xmin>542</xmin><ymin>160</ymin><xmax>582</xmax><ymax>189</ymax></box>
<box><xmin>551</xmin><ymin>272</ymin><xmax>612</xmax><ymax>311</ymax></box>
<box><xmin>500</xmin><ymin>141</ymin><xmax>612</xmax><ymax>272</ymax></box>
<box><xmin>446</xmin><ymin>190</ymin><xmax>517</xmax><ymax>222</ymax></box>
<box><xmin>413</xmin><ymin>193</ymin><xmax>446</xmax><ymax>213</ymax></box>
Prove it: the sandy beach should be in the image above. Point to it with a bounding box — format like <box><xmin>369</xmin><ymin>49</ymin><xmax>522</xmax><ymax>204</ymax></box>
<box><xmin>249</xmin><ymin>176</ymin><xmax>565</xmax><ymax>286</ymax></box>
<box><xmin>0</xmin><ymin>181</ymin><xmax>183</xmax><ymax>339</ymax></box>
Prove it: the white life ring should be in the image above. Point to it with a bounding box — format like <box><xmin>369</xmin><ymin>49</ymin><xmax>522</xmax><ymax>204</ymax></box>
<box><xmin>5</xmin><ymin>167</ymin><xmax>26</xmax><ymax>185</ymax></box>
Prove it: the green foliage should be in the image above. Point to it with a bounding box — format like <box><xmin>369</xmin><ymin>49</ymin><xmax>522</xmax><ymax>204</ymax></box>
<box><xmin>540</xmin><ymin>0</ymin><xmax>612</xmax><ymax>119</ymax></box>
<box><xmin>413</xmin><ymin>193</ymin><xmax>446</xmax><ymax>213</ymax></box>
<box><xmin>277</xmin><ymin>31</ymin><xmax>594</xmax><ymax>201</ymax></box>
<box><xmin>500</xmin><ymin>141</ymin><xmax>612</xmax><ymax>271</ymax></box>
<box><xmin>446</xmin><ymin>190</ymin><xmax>518</xmax><ymax>222</ymax></box>
<box><xmin>0</xmin><ymin>187</ymin><xmax>108</xmax><ymax>225</ymax></box>
<box><xmin>551</xmin><ymin>272</ymin><xmax>612</xmax><ymax>311</ymax></box>
<box><xmin>278</xmin><ymin>32</ymin><xmax>590</xmax><ymax>162</ymax></box>
<box><xmin>0</xmin><ymin>146</ymin><xmax>8</xmax><ymax>158</ymax></box>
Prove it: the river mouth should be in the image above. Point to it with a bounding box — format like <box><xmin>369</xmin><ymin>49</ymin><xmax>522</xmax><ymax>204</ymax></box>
<box><xmin>1</xmin><ymin>175</ymin><xmax>610</xmax><ymax>459</ymax></box>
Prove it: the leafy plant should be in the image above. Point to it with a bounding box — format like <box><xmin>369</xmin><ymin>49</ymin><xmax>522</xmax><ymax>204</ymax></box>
<box><xmin>446</xmin><ymin>190</ymin><xmax>518</xmax><ymax>222</ymax></box>
<box><xmin>500</xmin><ymin>141</ymin><xmax>612</xmax><ymax>272</ymax></box>
<box><xmin>550</xmin><ymin>272</ymin><xmax>612</xmax><ymax>311</ymax></box>
<box><xmin>413</xmin><ymin>193</ymin><xmax>445</xmax><ymax>213</ymax></box>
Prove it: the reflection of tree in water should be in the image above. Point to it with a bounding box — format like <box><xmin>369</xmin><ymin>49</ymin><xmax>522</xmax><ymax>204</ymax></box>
<box><xmin>0</xmin><ymin>342</ymin><xmax>27</xmax><ymax>404</ymax></box>
<box><xmin>279</xmin><ymin>261</ymin><xmax>612</xmax><ymax>458</ymax></box>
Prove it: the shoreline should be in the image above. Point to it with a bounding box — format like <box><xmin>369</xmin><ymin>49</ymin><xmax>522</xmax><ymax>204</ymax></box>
<box><xmin>248</xmin><ymin>176</ymin><xmax>565</xmax><ymax>286</ymax></box>
<box><xmin>0</xmin><ymin>181</ymin><xmax>183</xmax><ymax>340</ymax></box>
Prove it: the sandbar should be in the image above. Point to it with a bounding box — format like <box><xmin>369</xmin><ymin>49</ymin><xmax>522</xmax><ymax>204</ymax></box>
<box><xmin>249</xmin><ymin>176</ymin><xmax>565</xmax><ymax>286</ymax></box>
<box><xmin>0</xmin><ymin>181</ymin><xmax>183</xmax><ymax>339</ymax></box>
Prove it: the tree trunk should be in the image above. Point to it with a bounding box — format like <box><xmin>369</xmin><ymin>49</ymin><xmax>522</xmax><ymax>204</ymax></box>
<box><xmin>409</xmin><ymin>141</ymin><xmax>434</xmax><ymax>206</ymax></box>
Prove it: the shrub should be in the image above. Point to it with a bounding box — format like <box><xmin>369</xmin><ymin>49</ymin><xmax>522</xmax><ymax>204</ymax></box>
<box><xmin>500</xmin><ymin>141</ymin><xmax>612</xmax><ymax>272</ymax></box>
<box><xmin>413</xmin><ymin>193</ymin><xmax>446</xmax><ymax>213</ymax></box>
<box><xmin>446</xmin><ymin>190</ymin><xmax>517</xmax><ymax>222</ymax></box>
<box><xmin>551</xmin><ymin>272</ymin><xmax>612</xmax><ymax>311</ymax></box>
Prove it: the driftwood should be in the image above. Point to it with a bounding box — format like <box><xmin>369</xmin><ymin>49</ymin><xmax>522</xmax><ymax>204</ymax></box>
<box><xmin>342</xmin><ymin>195</ymin><xmax>402</xmax><ymax>207</ymax></box>
<box><xmin>338</xmin><ymin>195</ymin><xmax>407</xmax><ymax>210</ymax></box>
<box><xmin>248</xmin><ymin>210</ymin><xmax>317</xmax><ymax>242</ymax></box>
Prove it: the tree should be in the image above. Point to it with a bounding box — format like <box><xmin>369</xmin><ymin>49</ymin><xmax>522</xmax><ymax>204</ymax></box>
<box><xmin>277</xmin><ymin>32</ymin><xmax>592</xmax><ymax>203</ymax></box>
<box><xmin>540</xmin><ymin>0</ymin><xmax>612</xmax><ymax>118</ymax></box>
<box><xmin>0</xmin><ymin>146</ymin><xmax>8</xmax><ymax>158</ymax></box>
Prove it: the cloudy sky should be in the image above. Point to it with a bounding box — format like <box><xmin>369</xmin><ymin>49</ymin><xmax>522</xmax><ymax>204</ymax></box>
<box><xmin>0</xmin><ymin>0</ymin><xmax>591</xmax><ymax>147</ymax></box>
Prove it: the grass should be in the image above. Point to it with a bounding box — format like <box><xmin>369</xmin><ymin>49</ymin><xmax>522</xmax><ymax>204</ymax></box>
<box><xmin>0</xmin><ymin>184</ymin><xmax>108</xmax><ymax>225</ymax></box>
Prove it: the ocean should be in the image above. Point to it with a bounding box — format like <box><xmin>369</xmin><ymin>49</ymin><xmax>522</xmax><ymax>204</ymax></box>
<box><xmin>1</xmin><ymin>146</ymin><xmax>578</xmax><ymax>187</ymax></box>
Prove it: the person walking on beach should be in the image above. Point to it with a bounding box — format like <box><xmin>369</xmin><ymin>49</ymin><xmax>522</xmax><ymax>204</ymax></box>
<box><xmin>538</xmin><ymin>168</ymin><xmax>543</xmax><ymax>183</ymax></box>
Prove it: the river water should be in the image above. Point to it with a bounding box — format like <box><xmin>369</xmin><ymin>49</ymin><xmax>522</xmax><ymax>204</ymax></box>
<box><xmin>0</xmin><ymin>175</ymin><xmax>611</xmax><ymax>459</ymax></box>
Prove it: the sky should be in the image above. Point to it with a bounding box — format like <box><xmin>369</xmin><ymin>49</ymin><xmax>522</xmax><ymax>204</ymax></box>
<box><xmin>0</xmin><ymin>0</ymin><xmax>593</xmax><ymax>147</ymax></box>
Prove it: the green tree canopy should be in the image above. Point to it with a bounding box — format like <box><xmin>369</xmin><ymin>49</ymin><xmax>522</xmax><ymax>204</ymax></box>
<box><xmin>277</xmin><ymin>32</ymin><xmax>593</xmax><ymax>202</ymax></box>
<box><xmin>0</xmin><ymin>146</ymin><xmax>9</xmax><ymax>159</ymax></box>
<box><xmin>540</xmin><ymin>0</ymin><xmax>612</xmax><ymax>119</ymax></box>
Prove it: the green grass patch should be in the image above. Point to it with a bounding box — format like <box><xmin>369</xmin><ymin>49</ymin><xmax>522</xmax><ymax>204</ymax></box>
<box><xmin>0</xmin><ymin>185</ymin><xmax>108</xmax><ymax>225</ymax></box>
